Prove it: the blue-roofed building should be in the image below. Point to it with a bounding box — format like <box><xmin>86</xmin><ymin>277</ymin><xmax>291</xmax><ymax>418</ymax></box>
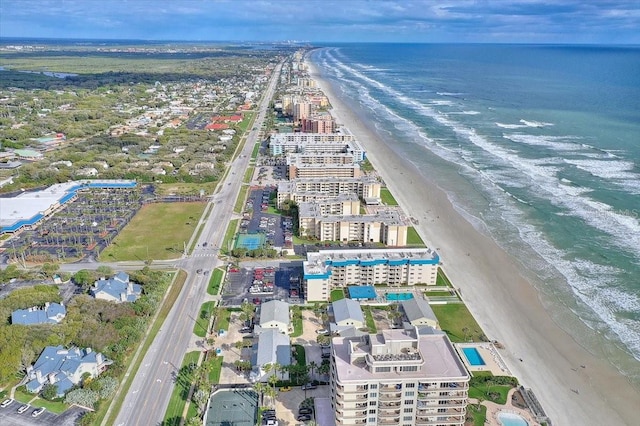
<box><xmin>0</xmin><ymin>179</ymin><xmax>136</xmax><ymax>234</ymax></box>
<box><xmin>11</xmin><ymin>302</ymin><xmax>66</xmax><ymax>325</ymax></box>
<box><xmin>25</xmin><ymin>346</ymin><xmax>112</xmax><ymax>397</ymax></box>
<box><xmin>303</xmin><ymin>248</ymin><xmax>440</xmax><ymax>302</ymax></box>
<box><xmin>90</xmin><ymin>271</ymin><xmax>142</xmax><ymax>303</ymax></box>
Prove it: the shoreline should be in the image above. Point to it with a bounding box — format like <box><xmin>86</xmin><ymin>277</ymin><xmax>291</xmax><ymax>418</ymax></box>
<box><xmin>306</xmin><ymin>55</ymin><xmax>640</xmax><ymax>426</ymax></box>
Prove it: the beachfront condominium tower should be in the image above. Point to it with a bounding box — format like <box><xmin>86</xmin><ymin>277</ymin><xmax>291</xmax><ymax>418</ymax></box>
<box><xmin>330</xmin><ymin>327</ymin><xmax>470</xmax><ymax>426</ymax></box>
<box><xmin>303</xmin><ymin>248</ymin><xmax>440</xmax><ymax>302</ymax></box>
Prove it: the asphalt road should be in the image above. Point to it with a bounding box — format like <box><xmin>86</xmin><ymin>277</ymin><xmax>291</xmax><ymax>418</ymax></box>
<box><xmin>110</xmin><ymin>61</ymin><xmax>283</xmax><ymax>426</ymax></box>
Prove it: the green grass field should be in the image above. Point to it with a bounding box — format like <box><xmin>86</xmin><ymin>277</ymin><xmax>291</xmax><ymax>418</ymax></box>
<box><xmin>380</xmin><ymin>187</ymin><xmax>399</xmax><ymax>206</ymax></box>
<box><xmin>100</xmin><ymin>202</ymin><xmax>207</xmax><ymax>261</ymax></box>
<box><xmin>215</xmin><ymin>308</ymin><xmax>231</xmax><ymax>332</ymax></box>
<box><xmin>362</xmin><ymin>306</ymin><xmax>377</xmax><ymax>332</ymax></box>
<box><xmin>251</xmin><ymin>142</ymin><xmax>261</xmax><ymax>160</ymax></box>
<box><xmin>291</xmin><ymin>316</ymin><xmax>303</xmax><ymax>337</ymax></box>
<box><xmin>155</xmin><ymin>182</ymin><xmax>217</xmax><ymax>196</ymax></box>
<box><xmin>234</xmin><ymin>185</ymin><xmax>249</xmax><ymax>213</ymax></box>
<box><xmin>431</xmin><ymin>304</ymin><xmax>485</xmax><ymax>342</ymax></box>
<box><xmin>221</xmin><ymin>219</ymin><xmax>239</xmax><ymax>254</ymax></box>
<box><xmin>194</xmin><ymin>302</ymin><xmax>216</xmax><ymax>338</ymax></box>
<box><xmin>330</xmin><ymin>288</ymin><xmax>345</xmax><ymax>302</ymax></box>
<box><xmin>436</xmin><ymin>269</ymin><xmax>454</xmax><ymax>287</ymax></box>
<box><xmin>208</xmin><ymin>268</ymin><xmax>225</xmax><ymax>295</ymax></box>
<box><xmin>406</xmin><ymin>227</ymin><xmax>425</xmax><ymax>246</ymax></box>
<box><xmin>207</xmin><ymin>356</ymin><xmax>224</xmax><ymax>383</ymax></box>
<box><xmin>164</xmin><ymin>351</ymin><xmax>201</xmax><ymax>425</ymax></box>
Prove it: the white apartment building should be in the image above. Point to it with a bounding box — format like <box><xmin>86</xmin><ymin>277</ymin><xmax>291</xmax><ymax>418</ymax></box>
<box><xmin>330</xmin><ymin>327</ymin><xmax>470</xmax><ymax>426</ymax></box>
<box><xmin>298</xmin><ymin>203</ymin><xmax>409</xmax><ymax>246</ymax></box>
<box><xmin>288</xmin><ymin>162</ymin><xmax>362</xmax><ymax>179</ymax></box>
<box><xmin>276</xmin><ymin>177</ymin><xmax>381</xmax><ymax>209</ymax></box>
<box><xmin>269</xmin><ymin>133</ymin><xmax>365</xmax><ymax>162</ymax></box>
<box><xmin>303</xmin><ymin>248</ymin><xmax>440</xmax><ymax>302</ymax></box>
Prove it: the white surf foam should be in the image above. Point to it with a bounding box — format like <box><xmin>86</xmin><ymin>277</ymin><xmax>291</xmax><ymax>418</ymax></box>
<box><xmin>318</xmin><ymin>47</ymin><xmax>640</xmax><ymax>360</ymax></box>
<box><xmin>503</xmin><ymin>133</ymin><xmax>582</xmax><ymax>151</ymax></box>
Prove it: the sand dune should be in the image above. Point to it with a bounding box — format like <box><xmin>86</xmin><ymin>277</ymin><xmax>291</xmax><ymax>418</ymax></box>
<box><xmin>306</xmin><ymin>58</ymin><xmax>640</xmax><ymax>426</ymax></box>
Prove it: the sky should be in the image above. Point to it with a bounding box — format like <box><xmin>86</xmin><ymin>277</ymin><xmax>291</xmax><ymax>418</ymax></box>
<box><xmin>1</xmin><ymin>0</ymin><xmax>639</xmax><ymax>44</ymax></box>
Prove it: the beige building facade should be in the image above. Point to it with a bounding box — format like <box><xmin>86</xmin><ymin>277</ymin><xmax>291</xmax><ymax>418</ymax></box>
<box><xmin>330</xmin><ymin>328</ymin><xmax>470</xmax><ymax>426</ymax></box>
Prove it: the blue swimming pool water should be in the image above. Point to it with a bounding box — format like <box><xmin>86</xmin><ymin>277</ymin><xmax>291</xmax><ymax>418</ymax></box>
<box><xmin>462</xmin><ymin>347</ymin><xmax>486</xmax><ymax>366</ymax></box>
<box><xmin>498</xmin><ymin>412</ymin><xmax>528</xmax><ymax>426</ymax></box>
<box><xmin>386</xmin><ymin>292</ymin><xmax>414</xmax><ymax>301</ymax></box>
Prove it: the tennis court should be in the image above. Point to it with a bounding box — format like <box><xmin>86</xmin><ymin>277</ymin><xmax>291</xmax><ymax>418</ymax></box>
<box><xmin>204</xmin><ymin>389</ymin><xmax>258</xmax><ymax>426</ymax></box>
<box><xmin>235</xmin><ymin>233</ymin><xmax>266</xmax><ymax>250</ymax></box>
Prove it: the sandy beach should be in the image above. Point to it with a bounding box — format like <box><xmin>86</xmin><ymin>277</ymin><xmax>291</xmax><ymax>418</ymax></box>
<box><xmin>306</xmin><ymin>58</ymin><xmax>640</xmax><ymax>426</ymax></box>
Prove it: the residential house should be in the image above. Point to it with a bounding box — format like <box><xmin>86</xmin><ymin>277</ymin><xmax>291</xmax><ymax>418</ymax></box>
<box><xmin>255</xmin><ymin>300</ymin><xmax>290</xmax><ymax>335</ymax></box>
<box><xmin>401</xmin><ymin>297</ymin><xmax>439</xmax><ymax>329</ymax></box>
<box><xmin>26</xmin><ymin>346</ymin><xmax>112</xmax><ymax>397</ymax></box>
<box><xmin>249</xmin><ymin>329</ymin><xmax>291</xmax><ymax>383</ymax></box>
<box><xmin>329</xmin><ymin>298</ymin><xmax>365</xmax><ymax>336</ymax></box>
<box><xmin>90</xmin><ymin>271</ymin><xmax>142</xmax><ymax>303</ymax></box>
<box><xmin>11</xmin><ymin>302</ymin><xmax>66</xmax><ymax>325</ymax></box>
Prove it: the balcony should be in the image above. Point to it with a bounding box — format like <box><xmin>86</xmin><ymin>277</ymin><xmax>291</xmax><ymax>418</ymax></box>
<box><xmin>415</xmin><ymin>414</ymin><xmax>466</xmax><ymax>425</ymax></box>
<box><xmin>336</xmin><ymin>393</ymin><xmax>368</xmax><ymax>402</ymax></box>
<box><xmin>339</xmin><ymin>410</ymin><xmax>367</xmax><ymax>419</ymax></box>
<box><xmin>378</xmin><ymin>417</ymin><xmax>401</xmax><ymax>425</ymax></box>
<box><xmin>378</xmin><ymin>392</ymin><xmax>402</xmax><ymax>401</ymax></box>
<box><xmin>418</xmin><ymin>402</ymin><xmax>467</xmax><ymax>412</ymax></box>
<box><xmin>379</xmin><ymin>402</ymin><xmax>401</xmax><ymax>408</ymax></box>
<box><xmin>378</xmin><ymin>409</ymin><xmax>401</xmax><ymax>417</ymax></box>
<box><xmin>335</xmin><ymin>420</ymin><xmax>366</xmax><ymax>425</ymax></box>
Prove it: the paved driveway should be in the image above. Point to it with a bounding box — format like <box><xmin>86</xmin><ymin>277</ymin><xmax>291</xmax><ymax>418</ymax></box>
<box><xmin>0</xmin><ymin>405</ymin><xmax>85</xmax><ymax>426</ymax></box>
<box><xmin>274</xmin><ymin>385</ymin><xmax>331</xmax><ymax>426</ymax></box>
<box><xmin>217</xmin><ymin>312</ymin><xmax>251</xmax><ymax>385</ymax></box>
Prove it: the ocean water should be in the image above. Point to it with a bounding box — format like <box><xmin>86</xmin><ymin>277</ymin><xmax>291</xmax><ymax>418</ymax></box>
<box><xmin>310</xmin><ymin>44</ymin><xmax>640</xmax><ymax>383</ymax></box>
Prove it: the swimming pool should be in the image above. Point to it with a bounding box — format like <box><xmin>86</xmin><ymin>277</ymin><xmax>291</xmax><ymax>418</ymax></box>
<box><xmin>386</xmin><ymin>292</ymin><xmax>414</xmax><ymax>301</ymax></box>
<box><xmin>462</xmin><ymin>347</ymin><xmax>486</xmax><ymax>366</ymax></box>
<box><xmin>498</xmin><ymin>412</ymin><xmax>528</xmax><ymax>426</ymax></box>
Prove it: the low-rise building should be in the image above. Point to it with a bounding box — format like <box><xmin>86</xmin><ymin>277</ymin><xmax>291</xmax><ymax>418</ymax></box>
<box><xmin>11</xmin><ymin>302</ymin><xmax>66</xmax><ymax>325</ymax></box>
<box><xmin>255</xmin><ymin>300</ymin><xmax>291</xmax><ymax>335</ymax></box>
<box><xmin>330</xmin><ymin>327</ymin><xmax>469</xmax><ymax>426</ymax></box>
<box><xmin>249</xmin><ymin>329</ymin><xmax>291</xmax><ymax>383</ymax></box>
<box><xmin>90</xmin><ymin>271</ymin><xmax>142</xmax><ymax>303</ymax></box>
<box><xmin>304</xmin><ymin>248</ymin><xmax>440</xmax><ymax>302</ymax></box>
<box><xmin>25</xmin><ymin>346</ymin><xmax>112</xmax><ymax>397</ymax></box>
<box><xmin>330</xmin><ymin>298</ymin><xmax>365</xmax><ymax>335</ymax></box>
<box><xmin>401</xmin><ymin>298</ymin><xmax>439</xmax><ymax>329</ymax></box>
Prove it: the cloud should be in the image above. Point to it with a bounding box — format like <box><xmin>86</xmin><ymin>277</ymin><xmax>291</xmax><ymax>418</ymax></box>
<box><xmin>0</xmin><ymin>0</ymin><xmax>638</xmax><ymax>43</ymax></box>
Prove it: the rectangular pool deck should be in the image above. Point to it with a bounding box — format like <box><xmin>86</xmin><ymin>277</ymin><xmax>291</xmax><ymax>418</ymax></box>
<box><xmin>456</xmin><ymin>343</ymin><xmax>512</xmax><ymax>376</ymax></box>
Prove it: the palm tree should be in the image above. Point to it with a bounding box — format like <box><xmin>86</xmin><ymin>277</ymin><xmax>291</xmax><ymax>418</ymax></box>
<box><xmin>308</xmin><ymin>361</ymin><xmax>318</xmax><ymax>382</ymax></box>
<box><xmin>254</xmin><ymin>382</ymin><xmax>267</xmax><ymax>406</ymax></box>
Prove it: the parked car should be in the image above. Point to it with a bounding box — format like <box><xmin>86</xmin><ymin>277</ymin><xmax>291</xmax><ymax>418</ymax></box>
<box><xmin>279</xmin><ymin>386</ymin><xmax>292</xmax><ymax>392</ymax></box>
<box><xmin>17</xmin><ymin>404</ymin><xmax>30</xmax><ymax>414</ymax></box>
<box><xmin>315</xmin><ymin>329</ymin><xmax>329</xmax><ymax>335</ymax></box>
<box><xmin>301</xmin><ymin>383</ymin><xmax>317</xmax><ymax>390</ymax></box>
<box><xmin>299</xmin><ymin>407</ymin><xmax>313</xmax><ymax>415</ymax></box>
<box><xmin>0</xmin><ymin>398</ymin><xmax>13</xmax><ymax>408</ymax></box>
<box><xmin>32</xmin><ymin>407</ymin><xmax>45</xmax><ymax>417</ymax></box>
<box><xmin>297</xmin><ymin>414</ymin><xmax>312</xmax><ymax>421</ymax></box>
<box><xmin>239</xmin><ymin>327</ymin><xmax>252</xmax><ymax>333</ymax></box>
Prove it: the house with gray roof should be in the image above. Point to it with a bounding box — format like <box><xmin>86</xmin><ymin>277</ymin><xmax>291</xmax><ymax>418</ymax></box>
<box><xmin>401</xmin><ymin>297</ymin><xmax>439</xmax><ymax>329</ymax></box>
<box><xmin>90</xmin><ymin>271</ymin><xmax>142</xmax><ymax>303</ymax></box>
<box><xmin>11</xmin><ymin>302</ymin><xmax>66</xmax><ymax>325</ymax></box>
<box><xmin>249</xmin><ymin>329</ymin><xmax>291</xmax><ymax>383</ymax></box>
<box><xmin>329</xmin><ymin>298</ymin><xmax>367</xmax><ymax>338</ymax></box>
<box><xmin>25</xmin><ymin>346</ymin><xmax>112</xmax><ymax>397</ymax></box>
<box><xmin>255</xmin><ymin>300</ymin><xmax>290</xmax><ymax>335</ymax></box>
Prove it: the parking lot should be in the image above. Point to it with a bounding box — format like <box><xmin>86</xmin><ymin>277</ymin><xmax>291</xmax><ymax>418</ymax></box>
<box><xmin>0</xmin><ymin>403</ymin><xmax>86</xmax><ymax>426</ymax></box>
<box><xmin>239</xmin><ymin>187</ymin><xmax>291</xmax><ymax>249</ymax></box>
<box><xmin>221</xmin><ymin>262</ymin><xmax>304</xmax><ymax>306</ymax></box>
<box><xmin>1</xmin><ymin>187</ymin><xmax>143</xmax><ymax>263</ymax></box>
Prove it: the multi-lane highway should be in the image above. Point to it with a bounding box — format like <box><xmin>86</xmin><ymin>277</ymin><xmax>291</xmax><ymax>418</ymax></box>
<box><xmin>108</xmin><ymin>61</ymin><xmax>283</xmax><ymax>426</ymax></box>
